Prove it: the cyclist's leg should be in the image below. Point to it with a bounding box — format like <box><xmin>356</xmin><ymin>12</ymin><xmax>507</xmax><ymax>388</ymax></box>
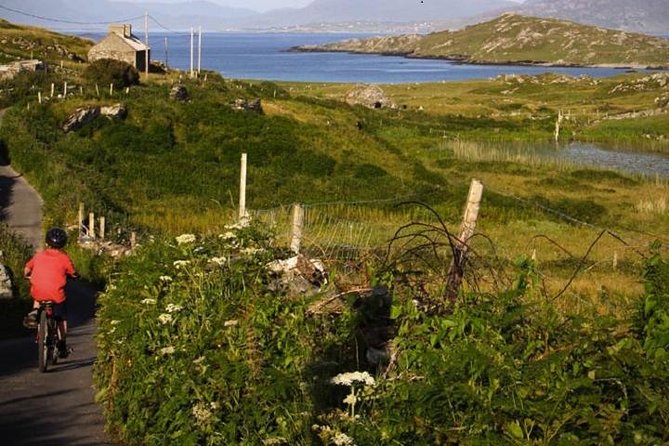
<box><xmin>54</xmin><ymin>302</ymin><xmax>69</xmax><ymax>356</ymax></box>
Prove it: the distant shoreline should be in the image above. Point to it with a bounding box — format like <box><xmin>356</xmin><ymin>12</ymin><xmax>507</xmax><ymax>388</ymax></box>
<box><xmin>291</xmin><ymin>46</ymin><xmax>668</xmax><ymax>71</ymax></box>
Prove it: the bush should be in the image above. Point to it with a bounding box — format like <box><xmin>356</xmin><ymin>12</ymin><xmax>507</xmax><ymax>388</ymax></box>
<box><xmin>95</xmin><ymin>223</ymin><xmax>357</xmax><ymax>445</ymax></box>
<box><xmin>84</xmin><ymin>59</ymin><xmax>139</xmax><ymax>89</ymax></box>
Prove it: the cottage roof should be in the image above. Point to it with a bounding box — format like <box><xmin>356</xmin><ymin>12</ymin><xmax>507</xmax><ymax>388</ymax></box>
<box><xmin>92</xmin><ymin>24</ymin><xmax>150</xmax><ymax>52</ymax></box>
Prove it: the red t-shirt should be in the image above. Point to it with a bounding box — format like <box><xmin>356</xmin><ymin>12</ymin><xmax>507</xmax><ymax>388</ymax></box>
<box><xmin>25</xmin><ymin>249</ymin><xmax>76</xmax><ymax>303</ymax></box>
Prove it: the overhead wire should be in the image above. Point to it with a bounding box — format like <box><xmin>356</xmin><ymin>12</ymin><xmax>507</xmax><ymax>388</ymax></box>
<box><xmin>0</xmin><ymin>4</ymin><xmax>144</xmax><ymax>26</ymax></box>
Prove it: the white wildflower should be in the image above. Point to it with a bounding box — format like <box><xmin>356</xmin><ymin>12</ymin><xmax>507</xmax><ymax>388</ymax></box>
<box><xmin>219</xmin><ymin>231</ymin><xmax>237</xmax><ymax>240</ymax></box>
<box><xmin>175</xmin><ymin>234</ymin><xmax>196</xmax><ymax>245</ymax></box>
<box><xmin>193</xmin><ymin>356</ymin><xmax>206</xmax><ymax>364</ymax></box>
<box><xmin>158</xmin><ymin>313</ymin><xmax>173</xmax><ymax>324</ymax></box>
<box><xmin>224</xmin><ymin>222</ymin><xmax>244</xmax><ymax>230</ymax></box>
<box><xmin>159</xmin><ymin>275</ymin><xmax>173</xmax><ymax>282</ymax></box>
<box><xmin>110</xmin><ymin>320</ymin><xmax>121</xmax><ymax>325</ymax></box>
<box><xmin>224</xmin><ymin>319</ymin><xmax>238</xmax><ymax>327</ymax></box>
<box><xmin>159</xmin><ymin>346</ymin><xmax>175</xmax><ymax>355</ymax></box>
<box><xmin>210</xmin><ymin>401</ymin><xmax>219</xmax><ymax>410</ymax></box>
<box><xmin>165</xmin><ymin>303</ymin><xmax>183</xmax><ymax>313</ymax></box>
<box><xmin>240</xmin><ymin>247</ymin><xmax>264</xmax><ymax>256</ymax></box>
<box><xmin>209</xmin><ymin>256</ymin><xmax>227</xmax><ymax>266</ymax></box>
<box><xmin>141</xmin><ymin>298</ymin><xmax>156</xmax><ymax>305</ymax></box>
<box><xmin>173</xmin><ymin>260</ymin><xmax>190</xmax><ymax>269</ymax></box>
<box><xmin>332</xmin><ymin>432</ymin><xmax>355</xmax><ymax>446</ymax></box>
<box><xmin>330</xmin><ymin>371</ymin><xmax>375</xmax><ymax>386</ymax></box>
<box><xmin>343</xmin><ymin>393</ymin><xmax>358</xmax><ymax>406</ymax></box>
<box><xmin>192</xmin><ymin>402</ymin><xmax>213</xmax><ymax>426</ymax></box>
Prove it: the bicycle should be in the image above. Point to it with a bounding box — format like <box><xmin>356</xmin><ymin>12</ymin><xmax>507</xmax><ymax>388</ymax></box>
<box><xmin>35</xmin><ymin>301</ymin><xmax>60</xmax><ymax>372</ymax></box>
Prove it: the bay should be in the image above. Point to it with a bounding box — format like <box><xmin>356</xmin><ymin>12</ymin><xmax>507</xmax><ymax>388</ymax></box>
<box><xmin>80</xmin><ymin>32</ymin><xmax>631</xmax><ymax>83</ymax></box>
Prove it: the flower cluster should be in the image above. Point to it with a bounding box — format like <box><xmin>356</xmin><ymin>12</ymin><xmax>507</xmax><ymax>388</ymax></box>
<box><xmin>141</xmin><ymin>298</ymin><xmax>156</xmax><ymax>305</ymax></box>
<box><xmin>175</xmin><ymin>234</ymin><xmax>196</xmax><ymax>245</ymax></box>
<box><xmin>159</xmin><ymin>346</ymin><xmax>175</xmax><ymax>355</ymax></box>
<box><xmin>165</xmin><ymin>303</ymin><xmax>183</xmax><ymax>313</ymax></box>
<box><xmin>158</xmin><ymin>313</ymin><xmax>173</xmax><ymax>325</ymax></box>
<box><xmin>192</xmin><ymin>402</ymin><xmax>215</xmax><ymax>427</ymax></box>
<box><xmin>209</xmin><ymin>256</ymin><xmax>227</xmax><ymax>266</ymax></box>
<box><xmin>330</xmin><ymin>371</ymin><xmax>375</xmax><ymax>387</ymax></box>
<box><xmin>173</xmin><ymin>260</ymin><xmax>190</xmax><ymax>269</ymax></box>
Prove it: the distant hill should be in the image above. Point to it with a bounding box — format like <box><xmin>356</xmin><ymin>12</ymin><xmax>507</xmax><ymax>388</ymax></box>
<box><xmin>295</xmin><ymin>14</ymin><xmax>669</xmax><ymax>69</ymax></box>
<box><xmin>237</xmin><ymin>0</ymin><xmax>516</xmax><ymax>30</ymax></box>
<box><xmin>514</xmin><ymin>0</ymin><xmax>669</xmax><ymax>34</ymax></box>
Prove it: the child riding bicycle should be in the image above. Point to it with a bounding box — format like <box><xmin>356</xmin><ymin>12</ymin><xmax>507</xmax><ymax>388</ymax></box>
<box><xmin>24</xmin><ymin>227</ymin><xmax>78</xmax><ymax>358</ymax></box>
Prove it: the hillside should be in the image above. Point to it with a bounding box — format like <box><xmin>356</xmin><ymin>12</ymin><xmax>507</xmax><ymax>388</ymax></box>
<box><xmin>515</xmin><ymin>0</ymin><xmax>669</xmax><ymax>35</ymax></box>
<box><xmin>0</xmin><ymin>19</ymin><xmax>92</xmax><ymax>64</ymax></box>
<box><xmin>296</xmin><ymin>13</ymin><xmax>669</xmax><ymax>69</ymax></box>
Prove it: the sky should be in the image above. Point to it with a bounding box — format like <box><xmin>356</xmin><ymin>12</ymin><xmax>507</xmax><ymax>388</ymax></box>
<box><xmin>118</xmin><ymin>0</ymin><xmax>525</xmax><ymax>14</ymax></box>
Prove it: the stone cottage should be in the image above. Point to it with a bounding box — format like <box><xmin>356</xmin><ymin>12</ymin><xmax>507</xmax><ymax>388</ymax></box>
<box><xmin>88</xmin><ymin>24</ymin><xmax>150</xmax><ymax>71</ymax></box>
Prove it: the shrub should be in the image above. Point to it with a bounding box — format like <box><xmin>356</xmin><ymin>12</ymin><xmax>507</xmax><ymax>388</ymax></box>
<box><xmin>84</xmin><ymin>59</ymin><xmax>139</xmax><ymax>89</ymax></box>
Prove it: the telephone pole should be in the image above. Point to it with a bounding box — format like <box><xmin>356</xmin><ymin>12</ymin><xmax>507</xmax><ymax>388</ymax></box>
<box><xmin>198</xmin><ymin>26</ymin><xmax>202</xmax><ymax>74</ymax></box>
<box><xmin>144</xmin><ymin>11</ymin><xmax>149</xmax><ymax>78</ymax></box>
<box><xmin>190</xmin><ymin>27</ymin><xmax>194</xmax><ymax>78</ymax></box>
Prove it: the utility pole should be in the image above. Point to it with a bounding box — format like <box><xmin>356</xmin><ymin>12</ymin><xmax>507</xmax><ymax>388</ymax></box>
<box><xmin>190</xmin><ymin>27</ymin><xmax>194</xmax><ymax>78</ymax></box>
<box><xmin>144</xmin><ymin>11</ymin><xmax>149</xmax><ymax>78</ymax></box>
<box><xmin>198</xmin><ymin>26</ymin><xmax>202</xmax><ymax>74</ymax></box>
<box><xmin>164</xmin><ymin>36</ymin><xmax>168</xmax><ymax>67</ymax></box>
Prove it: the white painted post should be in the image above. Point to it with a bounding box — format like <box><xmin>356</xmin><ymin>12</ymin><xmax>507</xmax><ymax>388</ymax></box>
<box><xmin>130</xmin><ymin>231</ymin><xmax>137</xmax><ymax>249</ymax></box>
<box><xmin>239</xmin><ymin>153</ymin><xmax>248</xmax><ymax>222</ymax></box>
<box><xmin>78</xmin><ymin>203</ymin><xmax>84</xmax><ymax>240</ymax></box>
<box><xmin>110</xmin><ymin>83</ymin><xmax>114</xmax><ymax>96</ymax></box>
<box><xmin>37</xmin><ymin>91</ymin><xmax>42</xmax><ymax>104</ymax></box>
<box><xmin>100</xmin><ymin>216</ymin><xmax>106</xmax><ymax>240</ymax></box>
<box><xmin>95</xmin><ymin>84</ymin><xmax>99</xmax><ymax>97</ymax></box>
<box><xmin>89</xmin><ymin>212</ymin><xmax>95</xmax><ymax>239</ymax></box>
<box><xmin>50</xmin><ymin>83</ymin><xmax>55</xmax><ymax>97</ymax></box>
<box><xmin>290</xmin><ymin>204</ymin><xmax>304</xmax><ymax>254</ymax></box>
<box><xmin>63</xmin><ymin>81</ymin><xmax>67</xmax><ymax>98</ymax></box>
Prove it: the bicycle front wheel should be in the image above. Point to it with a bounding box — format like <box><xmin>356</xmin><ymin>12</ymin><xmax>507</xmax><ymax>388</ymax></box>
<box><xmin>37</xmin><ymin>310</ymin><xmax>48</xmax><ymax>373</ymax></box>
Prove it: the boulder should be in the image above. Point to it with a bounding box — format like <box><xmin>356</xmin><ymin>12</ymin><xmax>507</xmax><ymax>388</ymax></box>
<box><xmin>100</xmin><ymin>103</ymin><xmax>127</xmax><ymax>120</ymax></box>
<box><xmin>62</xmin><ymin>107</ymin><xmax>100</xmax><ymax>133</ymax></box>
<box><xmin>345</xmin><ymin>84</ymin><xmax>394</xmax><ymax>109</ymax></box>
<box><xmin>170</xmin><ymin>84</ymin><xmax>189</xmax><ymax>102</ymax></box>
<box><xmin>232</xmin><ymin>98</ymin><xmax>263</xmax><ymax>114</ymax></box>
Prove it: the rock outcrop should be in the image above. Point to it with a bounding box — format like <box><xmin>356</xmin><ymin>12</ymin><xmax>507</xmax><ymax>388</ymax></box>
<box><xmin>62</xmin><ymin>104</ymin><xmax>127</xmax><ymax>132</ymax></box>
<box><xmin>345</xmin><ymin>85</ymin><xmax>394</xmax><ymax>109</ymax></box>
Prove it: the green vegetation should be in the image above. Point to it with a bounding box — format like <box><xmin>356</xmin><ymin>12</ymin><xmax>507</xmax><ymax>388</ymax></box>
<box><xmin>83</xmin><ymin>59</ymin><xmax>140</xmax><ymax>89</ymax></box>
<box><xmin>0</xmin><ymin>224</ymin><xmax>33</xmax><ymax>339</ymax></box>
<box><xmin>0</xmin><ymin>19</ymin><xmax>668</xmax><ymax>444</ymax></box>
<box><xmin>95</xmin><ymin>224</ymin><xmax>669</xmax><ymax>445</ymax></box>
<box><xmin>303</xmin><ymin>13</ymin><xmax>669</xmax><ymax>68</ymax></box>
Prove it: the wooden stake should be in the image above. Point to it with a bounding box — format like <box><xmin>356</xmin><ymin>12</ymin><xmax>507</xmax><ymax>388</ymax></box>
<box><xmin>50</xmin><ymin>83</ymin><xmax>55</xmax><ymax>97</ymax></box>
<box><xmin>63</xmin><ymin>81</ymin><xmax>67</xmax><ymax>98</ymax></box>
<box><xmin>100</xmin><ymin>216</ymin><xmax>106</xmax><ymax>240</ymax></box>
<box><xmin>239</xmin><ymin>153</ymin><xmax>248</xmax><ymax>222</ymax></box>
<box><xmin>130</xmin><ymin>231</ymin><xmax>137</xmax><ymax>249</ymax></box>
<box><xmin>446</xmin><ymin>179</ymin><xmax>484</xmax><ymax>302</ymax></box>
<box><xmin>110</xmin><ymin>83</ymin><xmax>114</xmax><ymax>96</ymax></box>
<box><xmin>78</xmin><ymin>203</ymin><xmax>84</xmax><ymax>240</ymax></box>
<box><xmin>290</xmin><ymin>204</ymin><xmax>304</xmax><ymax>254</ymax></box>
<box><xmin>37</xmin><ymin>91</ymin><xmax>42</xmax><ymax>104</ymax></box>
<box><xmin>89</xmin><ymin>212</ymin><xmax>95</xmax><ymax>238</ymax></box>
<box><xmin>95</xmin><ymin>84</ymin><xmax>100</xmax><ymax>97</ymax></box>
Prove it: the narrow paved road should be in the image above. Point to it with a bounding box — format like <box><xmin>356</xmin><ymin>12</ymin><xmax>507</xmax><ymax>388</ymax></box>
<box><xmin>0</xmin><ymin>109</ymin><xmax>114</xmax><ymax>445</ymax></box>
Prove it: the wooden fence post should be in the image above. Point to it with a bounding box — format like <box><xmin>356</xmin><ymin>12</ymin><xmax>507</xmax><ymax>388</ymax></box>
<box><xmin>100</xmin><ymin>216</ymin><xmax>106</xmax><ymax>240</ymax></box>
<box><xmin>89</xmin><ymin>212</ymin><xmax>95</xmax><ymax>239</ymax></box>
<box><xmin>50</xmin><ymin>83</ymin><xmax>55</xmax><ymax>97</ymax></box>
<box><xmin>78</xmin><ymin>203</ymin><xmax>84</xmax><ymax>240</ymax></box>
<box><xmin>290</xmin><ymin>203</ymin><xmax>304</xmax><ymax>254</ymax></box>
<box><xmin>130</xmin><ymin>232</ymin><xmax>137</xmax><ymax>249</ymax></box>
<box><xmin>239</xmin><ymin>153</ymin><xmax>248</xmax><ymax>223</ymax></box>
<box><xmin>63</xmin><ymin>81</ymin><xmax>67</xmax><ymax>98</ymax></box>
<box><xmin>446</xmin><ymin>179</ymin><xmax>484</xmax><ymax>302</ymax></box>
<box><xmin>109</xmin><ymin>83</ymin><xmax>114</xmax><ymax>96</ymax></box>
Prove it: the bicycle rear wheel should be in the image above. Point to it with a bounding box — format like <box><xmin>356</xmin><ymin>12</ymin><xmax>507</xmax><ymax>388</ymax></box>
<box><xmin>37</xmin><ymin>310</ymin><xmax>48</xmax><ymax>373</ymax></box>
<box><xmin>48</xmin><ymin>318</ymin><xmax>59</xmax><ymax>366</ymax></box>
